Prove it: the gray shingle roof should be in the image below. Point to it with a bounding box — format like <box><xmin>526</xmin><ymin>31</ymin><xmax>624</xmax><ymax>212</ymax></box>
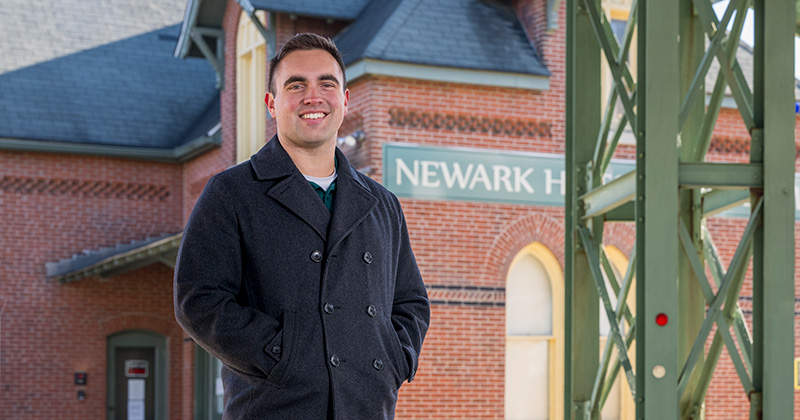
<box><xmin>334</xmin><ymin>0</ymin><xmax>549</xmax><ymax>76</ymax></box>
<box><xmin>0</xmin><ymin>0</ymin><xmax>219</xmax><ymax>150</ymax></box>
<box><xmin>251</xmin><ymin>0</ymin><xmax>372</xmax><ymax>20</ymax></box>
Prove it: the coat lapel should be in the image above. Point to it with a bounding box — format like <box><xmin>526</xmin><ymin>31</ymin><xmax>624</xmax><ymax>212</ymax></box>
<box><xmin>327</xmin><ymin>148</ymin><xmax>378</xmax><ymax>252</ymax></box>
<box><xmin>251</xmin><ymin>136</ymin><xmax>331</xmax><ymax>239</ymax></box>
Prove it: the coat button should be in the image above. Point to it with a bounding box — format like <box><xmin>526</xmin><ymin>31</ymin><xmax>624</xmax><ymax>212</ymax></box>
<box><xmin>372</xmin><ymin>358</ymin><xmax>384</xmax><ymax>370</ymax></box>
<box><xmin>330</xmin><ymin>355</ymin><xmax>340</xmax><ymax>367</ymax></box>
<box><xmin>310</xmin><ymin>250</ymin><xmax>323</xmax><ymax>262</ymax></box>
<box><xmin>324</xmin><ymin>302</ymin><xmax>335</xmax><ymax>314</ymax></box>
<box><xmin>366</xmin><ymin>305</ymin><xmax>377</xmax><ymax>317</ymax></box>
<box><xmin>271</xmin><ymin>345</ymin><xmax>281</xmax><ymax>355</ymax></box>
<box><xmin>363</xmin><ymin>252</ymin><xmax>372</xmax><ymax>264</ymax></box>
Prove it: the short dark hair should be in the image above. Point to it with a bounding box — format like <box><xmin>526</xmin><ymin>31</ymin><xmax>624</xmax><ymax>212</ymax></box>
<box><xmin>268</xmin><ymin>33</ymin><xmax>347</xmax><ymax>94</ymax></box>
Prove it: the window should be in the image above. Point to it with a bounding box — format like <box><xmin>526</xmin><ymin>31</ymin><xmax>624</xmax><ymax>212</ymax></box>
<box><xmin>505</xmin><ymin>243</ymin><xmax>564</xmax><ymax>420</ymax></box>
<box><xmin>236</xmin><ymin>10</ymin><xmax>268</xmax><ymax>163</ymax></box>
<box><xmin>503</xmin><ymin>243</ymin><xmax>632</xmax><ymax>420</ymax></box>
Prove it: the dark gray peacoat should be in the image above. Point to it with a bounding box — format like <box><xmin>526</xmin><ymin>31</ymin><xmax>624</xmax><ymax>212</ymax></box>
<box><xmin>174</xmin><ymin>136</ymin><xmax>430</xmax><ymax>420</ymax></box>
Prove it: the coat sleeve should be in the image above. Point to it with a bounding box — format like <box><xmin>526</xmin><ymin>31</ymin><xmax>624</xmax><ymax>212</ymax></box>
<box><xmin>390</xmin><ymin>199</ymin><xmax>430</xmax><ymax>383</ymax></box>
<box><xmin>174</xmin><ymin>175</ymin><xmax>280</xmax><ymax>378</ymax></box>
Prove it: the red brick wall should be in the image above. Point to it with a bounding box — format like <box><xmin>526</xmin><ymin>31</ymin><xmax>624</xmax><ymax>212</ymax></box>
<box><xmin>0</xmin><ymin>151</ymin><xmax>186</xmax><ymax>419</ymax></box>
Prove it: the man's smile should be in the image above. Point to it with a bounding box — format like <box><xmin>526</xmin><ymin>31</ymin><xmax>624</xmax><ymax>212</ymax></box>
<box><xmin>300</xmin><ymin>112</ymin><xmax>327</xmax><ymax>120</ymax></box>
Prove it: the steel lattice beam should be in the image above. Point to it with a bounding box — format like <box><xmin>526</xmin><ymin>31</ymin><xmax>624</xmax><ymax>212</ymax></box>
<box><xmin>565</xmin><ymin>1</ymin><xmax>795</xmax><ymax>419</ymax></box>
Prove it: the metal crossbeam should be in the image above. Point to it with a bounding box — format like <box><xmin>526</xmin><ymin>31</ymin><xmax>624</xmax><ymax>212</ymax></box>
<box><xmin>677</xmin><ymin>215</ymin><xmax>757</xmax><ymax>397</ymax></box>
<box><xmin>580</xmin><ymin>227</ymin><xmax>637</xmax><ymax>392</ymax></box>
<box><xmin>566</xmin><ymin>1</ymin><xmax>794</xmax><ymax>419</ymax></box>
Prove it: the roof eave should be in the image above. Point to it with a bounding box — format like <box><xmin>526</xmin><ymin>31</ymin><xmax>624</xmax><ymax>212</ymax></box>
<box><xmin>0</xmin><ymin>124</ymin><xmax>222</xmax><ymax>163</ymax></box>
<box><xmin>346</xmin><ymin>58</ymin><xmax>550</xmax><ymax>91</ymax></box>
<box><xmin>46</xmin><ymin>233</ymin><xmax>184</xmax><ymax>284</ymax></box>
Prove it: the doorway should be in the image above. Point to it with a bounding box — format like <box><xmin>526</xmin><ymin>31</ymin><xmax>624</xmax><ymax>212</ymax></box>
<box><xmin>107</xmin><ymin>330</ymin><xmax>167</xmax><ymax>420</ymax></box>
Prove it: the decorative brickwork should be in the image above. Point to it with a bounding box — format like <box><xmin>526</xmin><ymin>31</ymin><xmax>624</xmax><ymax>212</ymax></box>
<box><xmin>0</xmin><ymin>176</ymin><xmax>170</xmax><ymax>200</ymax></box>
<box><xmin>388</xmin><ymin>107</ymin><xmax>553</xmax><ymax>138</ymax></box>
<box><xmin>427</xmin><ymin>285</ymin><xmax>505</xmax><ymax>306</ymax></box>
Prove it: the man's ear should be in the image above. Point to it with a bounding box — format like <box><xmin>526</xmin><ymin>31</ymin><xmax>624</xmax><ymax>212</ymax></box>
<box><xmin>265</xmin><ymin>92</ymin><xmax>276</xmax><ymax>118</ymax></box>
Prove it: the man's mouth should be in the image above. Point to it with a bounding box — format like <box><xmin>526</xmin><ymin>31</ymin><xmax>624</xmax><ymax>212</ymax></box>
<box><xmin>300</xmin><ymin>112</ymin><xmax>326</xmax><ymax>120</ymax></box>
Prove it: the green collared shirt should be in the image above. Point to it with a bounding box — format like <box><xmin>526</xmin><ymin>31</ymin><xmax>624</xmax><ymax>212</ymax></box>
<box><xmin>308</xmin><ymin>179</ymin><xmax>336</xmax><ymax>212</ymax></box>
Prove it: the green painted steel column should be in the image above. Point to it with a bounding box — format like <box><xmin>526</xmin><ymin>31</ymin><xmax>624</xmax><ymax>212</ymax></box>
<box><xmin>637</xmin><ymin>0</ymin><xmax>679</xmax><ymax>419</ymax></box>
<box><xmin>677</xmin><ymin>1</ymin><xmax>706</xmax><ymax>418</ymax></box>
<box><xmin>752</xmin><ymin>1</ymin><xmax>795</xmax><ymax>418</ymax></box>
<box><xmin>566</xmin><ymin>0</ymin><xmax>602</xmax><ymax>418</ymax></box>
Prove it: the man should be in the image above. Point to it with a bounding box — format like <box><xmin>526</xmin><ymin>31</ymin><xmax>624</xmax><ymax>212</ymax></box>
<box><xmin>174</xmin><ymin>33</ymin><xmax>430</xmax><ymax>420</ymax></box>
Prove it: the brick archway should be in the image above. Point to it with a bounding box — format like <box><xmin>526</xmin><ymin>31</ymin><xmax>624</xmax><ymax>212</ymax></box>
<box><xmin>480</xmin><ymin>213</ymin><xmax>635</xmax><ymax>287</ymax></box>
<box><xmin>480</xmin><ymin>212</ymin><xmax>565</xmax><ymax>287</ymax></box>
<box><xmin>99</xmin><ymin>313</ymin><xmax>180</xmax><ymax>338</ymax></box>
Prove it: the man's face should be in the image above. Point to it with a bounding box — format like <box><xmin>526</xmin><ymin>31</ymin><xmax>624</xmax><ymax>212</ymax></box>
<box><xmin>266</xmin><ymin>49</ymin><xmax>349</xmax><ymax>151</ymax></box>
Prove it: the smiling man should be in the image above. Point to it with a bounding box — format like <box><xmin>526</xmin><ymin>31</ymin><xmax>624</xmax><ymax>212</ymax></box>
<box><xmin>174</xmin><ymin>33</ymin><xmax>430</xmax><ymax>420</ymax></box>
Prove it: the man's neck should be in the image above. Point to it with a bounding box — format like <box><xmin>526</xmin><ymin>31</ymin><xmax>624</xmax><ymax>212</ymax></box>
<box><xmin>278</xmin><ymin>137</ymin><xmax>337</xmax><ymax>177</ymax></box>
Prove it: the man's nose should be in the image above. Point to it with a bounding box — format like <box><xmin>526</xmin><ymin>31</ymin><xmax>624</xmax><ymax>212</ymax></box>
<box><xmin>302</xmin><ymin>86</ymin><xmax>324</xmax><ymax>104</ymax></box>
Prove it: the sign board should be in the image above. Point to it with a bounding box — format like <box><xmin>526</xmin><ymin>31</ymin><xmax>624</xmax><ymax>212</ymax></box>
<box><xmin>125</xmin><ymin>360</ymin><xmax>149</xmax><ymax>378</ymax></box>
<box><xmin>383</xmin><ymin>143</ymin><xmax>632</xmax><ymax>206</ymax></box>
<box><xmin>382</xmin><ymin>143</ymin><xmax>800</xmax><ymax>219</ymax></box>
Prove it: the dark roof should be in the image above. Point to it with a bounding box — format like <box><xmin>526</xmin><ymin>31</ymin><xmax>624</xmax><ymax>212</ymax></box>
<box><xmin>335</xmin><ymin>0</ymin><xmax>549</xmax><ymax>76</ymax></box>
<box><xmin>0</xmin><ymin>0</ymin><xmax>219</xmax><ymax>151</ymax></box>
<box><xmin>251</xmin><ymin>0</ymin><xmax>372</xmax><ymax>20</ymax></box>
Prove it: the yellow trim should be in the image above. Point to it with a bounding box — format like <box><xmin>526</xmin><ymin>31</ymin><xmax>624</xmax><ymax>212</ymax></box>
<box><xmin>506</xmin><ymin>242</ymin><xmax>564</xmax><ymax>420</ymax></box>
<box><xmin>795</xmin><ymin>358</ymin><xmax>800</xmax><ymax>390</ymax></box>
<box><xmin>236</xmin><ymin>10</ymin><xmax>268</xmax><ymax>164</ymax></box>
<box><xmin>610</xmin><ymin>8</ymin><xmax>629</xmax><ymax>21</ymax></box>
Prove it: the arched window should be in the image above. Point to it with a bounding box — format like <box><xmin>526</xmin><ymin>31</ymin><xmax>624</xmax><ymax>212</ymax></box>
<box><xmin>505</xmin><ymin>242</ymin><xmax>564</xmax><ymax>420</ymax></box>
<box><xmin>236</xmin><ymin>10</ymin><xmax>268</xmax><ymax>163</ymax></box>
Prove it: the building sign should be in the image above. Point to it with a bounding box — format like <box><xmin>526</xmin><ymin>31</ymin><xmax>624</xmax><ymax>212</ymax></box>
<box><xmin>383</xmin><ymin>143</ymin><xmax>633</xmax><ymax>206</ymax></box>
<box><xmin>382</xmin><ymin>143</ymin><xmax>800</xmax><ymax>219</ymax></box>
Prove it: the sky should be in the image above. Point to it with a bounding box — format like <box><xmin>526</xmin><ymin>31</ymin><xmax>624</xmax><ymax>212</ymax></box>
<box><xmin>711</xmin><ymin>0</ymin><xmax>800</xmax><ymax>80</ymax></box>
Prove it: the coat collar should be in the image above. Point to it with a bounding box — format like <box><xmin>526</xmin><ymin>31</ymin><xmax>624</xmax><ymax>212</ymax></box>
<box><xmin>251</xmin><ymin>136</ymin><xmax>378</xmax><ymax>245</ymax></box>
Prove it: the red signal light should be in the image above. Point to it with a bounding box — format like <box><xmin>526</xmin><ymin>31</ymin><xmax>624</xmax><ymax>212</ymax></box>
<box><xmin>655</xmin><ymin>313</ymin><xmax>668</xmax><ymax>326</ymax></box>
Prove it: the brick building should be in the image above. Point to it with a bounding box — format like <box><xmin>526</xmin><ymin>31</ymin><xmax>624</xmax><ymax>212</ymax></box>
<box><xmin>0</xmin><ymin>0</ymin><xmax>797</xmax><ymax>419</ymax></box>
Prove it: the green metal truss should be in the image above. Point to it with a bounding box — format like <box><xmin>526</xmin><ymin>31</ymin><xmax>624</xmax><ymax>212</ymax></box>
<box><xmin>565</xmin><ymin>1</ymin><xmax>795</xmax><ymax>419</ymax></box>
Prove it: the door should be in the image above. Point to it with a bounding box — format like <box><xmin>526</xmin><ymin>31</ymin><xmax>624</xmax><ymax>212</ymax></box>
<box><xmin>107</xmin><ymin>331</ymin><xmax>166</xmax><ymax>420</ymax></box>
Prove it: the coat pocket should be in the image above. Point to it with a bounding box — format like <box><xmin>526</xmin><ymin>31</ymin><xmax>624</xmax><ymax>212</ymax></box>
<box><xmin>381</xmin><ymin>318</ymin><xmax>409</xmax><ymax>386</ymax></box>
<box><xmin>262</xmin><ymin>309</ymin><xmax>297</xmax><ymax>387</ymax></box>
